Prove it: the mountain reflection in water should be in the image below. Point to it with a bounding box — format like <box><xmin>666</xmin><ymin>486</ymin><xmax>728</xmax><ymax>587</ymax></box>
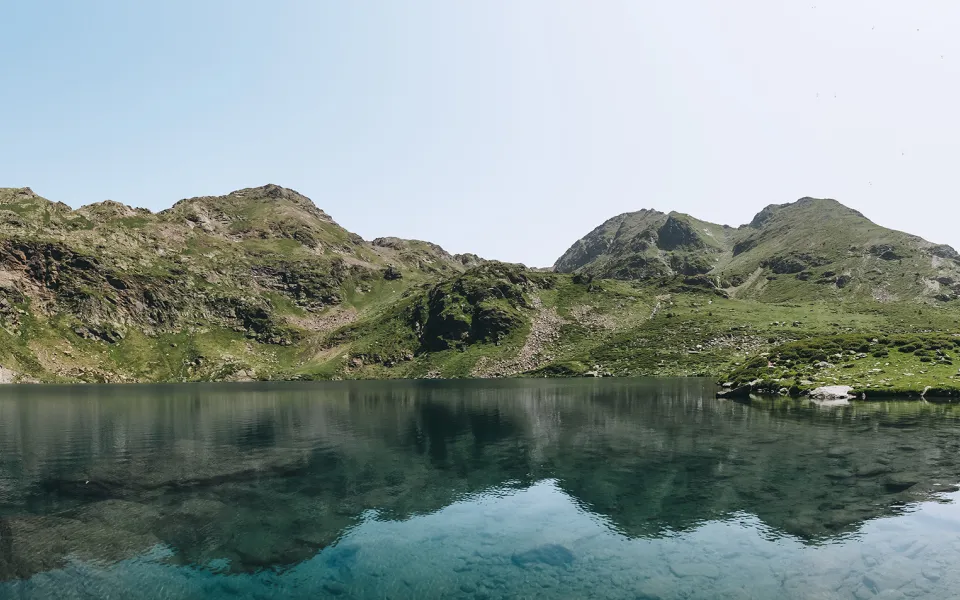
<box><xmin>1</xmin><ymin>379</ymin><xmax>960</xmax><ymax>599</ymax></box>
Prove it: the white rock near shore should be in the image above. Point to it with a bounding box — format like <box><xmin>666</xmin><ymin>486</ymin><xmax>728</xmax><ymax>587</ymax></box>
<box><xmin>809</xmin><ymin>385</ymin><xmax>855</xmax><ymax>400</ymax></box>
<box><xmin>0</xmin><ymin>366</ymin><xmax>19</xmax><ymax>383</ymax></box>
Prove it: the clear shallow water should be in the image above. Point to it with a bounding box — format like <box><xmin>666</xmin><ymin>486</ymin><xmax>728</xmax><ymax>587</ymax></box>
<box><xmin>2</xmin><ymin>380</ymin><xmax>960</xmax><ymax>598</ymax></box>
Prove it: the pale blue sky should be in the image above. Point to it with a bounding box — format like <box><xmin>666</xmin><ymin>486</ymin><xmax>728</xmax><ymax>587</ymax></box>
<box><xmin>2</xmin><ymin>1</ymin><xmax>959</xmax><ymax>266</ymax></box>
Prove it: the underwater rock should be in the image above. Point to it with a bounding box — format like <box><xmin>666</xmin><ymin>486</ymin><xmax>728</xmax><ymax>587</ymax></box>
<box><xmin>0</xmin><ymin>513</ymin><xmax>161</xmax><ymax>581</ymax></box>
<box><xmin>669</xmin><ymin>562</ymin><xmax>721</xmax><ymax>579</ymax></box>
<box><xmin>324</xmin><ymin>544</ymin><xmax>360</xmax><ymax>569</ymax></box>
<box><xmin>511</xmin><ymin>544</ymin><xmax>575</xmax><ymax>569</ymax></box>
<box><xmin>322</xmin><ymin>581</ymin><xmax>347</xmax><ymax>595</ymax></box>
<box><xmin>884</xmin><ymin>474</ymin><xmax>920</xmax><ymax>493</ymax></box>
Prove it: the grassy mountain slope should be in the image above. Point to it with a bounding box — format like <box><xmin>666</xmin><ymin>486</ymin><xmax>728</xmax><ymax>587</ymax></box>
<box><xmin>0</xmin><ymin>185</ymin><xmax>474</xmax><ymax>382</ymax></box>
<box><xmin>722</xmin><ymin>198</ymin><xmax>960</xmax><ymax>304</ymax></box>
<box><xmin>557</xmin><ymin>197</ymin><xmax>960</xmax><ymax>305</ymax></box>
<box><xmin>554</xmin><ymin>209</ymin><xmax>734</xmax><ymax>280</ymax></box>
<box><xmin>324</xmin><ymin>197</ymin><xmax>960</xmax><ymax>392</ymax></box>
<box><xmin>719</xmin><ymin>333</ymin><xmax>960</xmax><ymax>399</ymax></box>
<box><xmin>0</xmin><ymin>185</ymin><xmax>958</xmax><ymax>394</ymax></box>
<box><xmin>315</xmin><ymin>262</ymin><xmax>960</xmax><ymax>390</ymax></box>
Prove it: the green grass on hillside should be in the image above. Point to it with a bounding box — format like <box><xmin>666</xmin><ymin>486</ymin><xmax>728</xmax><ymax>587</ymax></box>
<box><xmin>718</xmin><ymin>333</ymin><xmax>960</xmax><ymax>398</ymax></box>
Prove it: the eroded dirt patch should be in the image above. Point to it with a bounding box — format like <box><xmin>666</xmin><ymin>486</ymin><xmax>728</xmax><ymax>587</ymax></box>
<box><xmin>472</xmin><ymin>297</ymin><xmax>565</xmax><ymax>377</ymax></box>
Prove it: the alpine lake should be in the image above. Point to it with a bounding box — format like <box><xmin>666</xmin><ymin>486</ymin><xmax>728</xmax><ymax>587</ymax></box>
<box><xmin>1</xmin><ymin>379</ymin><xmax>960</xmax><ymax>599</ymax></box>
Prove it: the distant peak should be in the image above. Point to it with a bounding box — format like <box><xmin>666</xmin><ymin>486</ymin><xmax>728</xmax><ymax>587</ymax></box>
<box><xmin>77</xmin><ymin>199</ymin><xmax>145</xmax><ymax>220</ymax></box>
<box><xmin>749</xmin><ymin>197</ymin><xmax>865</xmax><ymax>228</ymax></box>
<box><xmin>792</xmin><ymin>197</ymin><xmax>862</xmax><ymax>211</ymax></box>
<box><xmin>165</xmin><ymin>184</ymin><xmax>341</xmax><ymax>230</ymax></box>
<box><xmin>749</xmin><ymin>204</ymin><xmax>780</xmax><ymax>229</ymax></box>
<box><xmin>231</xmin><ymin>184</ymin><xmax>308</xmax><ymax>201</ymax></box>
<box><xmin>372</xmin><ymin>236</ymin><xmax>452</xmax><ymax>256</ymax></box>
<box><xmin>657</xmin><ymin>214</ymin><xmax>705</xmax><ymax>250</ymax></box>
<box><xmin>602</xmin><ymin>208</ymin><xmax>665</xmax><ymax>224</ymax></box>
<box><xmin>795</xmin><ymin>196</ymin><xmax>842</xmax><ymax>206</ymax></box>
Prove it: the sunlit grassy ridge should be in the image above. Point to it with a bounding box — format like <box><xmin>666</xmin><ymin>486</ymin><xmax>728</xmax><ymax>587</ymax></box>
<box><xmin>0</xmin><ymin>185</ymin><xmax>957</xmax><ymax>392</ymax></box>
<box><xmin>555</xmin><ymin>197</ymin><xmax>960</xmax><ymax>305</ymax></box>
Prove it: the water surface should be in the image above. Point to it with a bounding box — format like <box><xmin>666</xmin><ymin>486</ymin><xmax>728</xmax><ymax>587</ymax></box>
<box><xmin>1</xmin><ymin>379</ymin><xmax>960</xmax><ymax>599</ymax></box>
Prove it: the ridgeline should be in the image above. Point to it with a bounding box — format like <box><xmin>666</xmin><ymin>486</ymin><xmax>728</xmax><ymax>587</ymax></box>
<box><xmin>0</xmin><ymin>184</ymin><xmax>957</xmax><ymax>395</ymax></box>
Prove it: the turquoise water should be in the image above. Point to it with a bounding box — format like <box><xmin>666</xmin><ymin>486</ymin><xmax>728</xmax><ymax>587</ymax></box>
<box><xmin>1</xmin><ymin>380</ymin><xmax>960</xmax><ymax>599</ymax></box>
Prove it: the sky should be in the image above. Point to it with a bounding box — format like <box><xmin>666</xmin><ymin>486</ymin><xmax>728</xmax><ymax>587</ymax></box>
<box><xmin>1</xmin><ymin>1</ymin><xmax>959</xmax><ymax>267</ymax></box>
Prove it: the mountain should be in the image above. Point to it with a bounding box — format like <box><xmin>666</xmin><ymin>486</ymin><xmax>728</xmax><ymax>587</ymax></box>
<box><xmin>0</xmin><ymin>186</ymin><xmax>958</xmax><ymax>393</ymax></box>
<box><xmin>554</xmin><ymin>209</ymin><xmax>733</xmax><ymax>280</ymax></box>
<box><xmin>555</xmin><ymin>197</ymin><xmax>960</xmax><ymax>304</ymax></box>
<box><xmin>0</xmin><ymin>185</ymin><xmax>477</xmax><ymax>382</ymax></box>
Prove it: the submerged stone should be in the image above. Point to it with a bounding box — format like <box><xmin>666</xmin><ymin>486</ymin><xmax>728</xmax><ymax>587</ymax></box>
<box><xmin>322</xmin><ymin>581</ymin><xmax>347</xmax><ymax>595</ymax></box>
<box><xmin>669</xmin><ymin>562</ymin><xmax>721</xmax><ymax>579</ymax></box>
<box><xmin>324</xmin><ymin>544</ymin><xmax>361</xmax><ymax>568</ymax></box>
<box><xmin>884</xmin><ymin>474</ymin><xmax>920</xmax><ymax>493</ymax></box>
<box><xmin>511</xmin><ymin>544</ymin><xmax>575</xmax><ymax>569</ymax></box>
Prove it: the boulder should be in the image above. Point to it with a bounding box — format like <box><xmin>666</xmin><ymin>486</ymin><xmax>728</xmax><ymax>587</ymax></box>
<box><xmin>809</xmin><ymin>385</ymin><xmax>854</xmax><ymax>400</ymax></box>
<box><xmin>717</xmin><ymin>380</ymin><xmax>759</xmax><ymax>398</ymax></box>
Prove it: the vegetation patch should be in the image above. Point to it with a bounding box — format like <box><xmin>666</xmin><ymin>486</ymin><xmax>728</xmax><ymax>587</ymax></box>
<box><xmin>719</xmin><ymin>334</ymin><xmax>960</xmax><ymax>398</ymax></box>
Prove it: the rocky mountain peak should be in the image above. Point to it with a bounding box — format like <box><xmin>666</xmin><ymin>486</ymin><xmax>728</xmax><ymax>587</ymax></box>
<box><xmin>749</xmin><ymin>197</ymin><xmax>866</xmax><ymax>229</ymax></box>
<box><xmin>76</xmin><ymin>200</ymin><xmax>147</xmax><ymax>221</ymax></box>
<box><xmin>233</xmin><ymin>184</ymin><xmax>304</xmax><ymax>202</ymax></box>
<box><xmin>227</xmin><ymin>184</ymin><xmax>335</xmax><ymax>223</ymax></box>
<box><xmin>657</xmin><ymin>214</ymin><xmax>705</xmax><ymax>251</ymax></box>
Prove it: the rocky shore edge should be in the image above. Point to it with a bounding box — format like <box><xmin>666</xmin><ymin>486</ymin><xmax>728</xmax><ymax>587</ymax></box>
<box><xmin>717</xmin><ymin>381</ymin><xmax>960</xmax><ymax>401</ymax></box>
